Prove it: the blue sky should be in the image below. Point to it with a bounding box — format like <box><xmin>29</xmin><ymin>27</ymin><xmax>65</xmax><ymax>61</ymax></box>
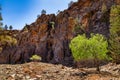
<box><xmin>0</xmin><ymin>0</ymin><xmax>77</xmax><ymax>30</ymax></box>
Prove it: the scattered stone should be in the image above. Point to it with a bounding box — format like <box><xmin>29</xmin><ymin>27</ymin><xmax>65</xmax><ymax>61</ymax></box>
<box><xmin>0</xmin><ymin>62</ymin><xmax>119</xmax><ymax>80</ymax></box>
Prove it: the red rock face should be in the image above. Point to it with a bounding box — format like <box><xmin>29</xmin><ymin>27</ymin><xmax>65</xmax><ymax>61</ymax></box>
<box><xmin>0</xmin><ymin>0</ymin><xmax>117</xmax><ymax>65</ymax></box>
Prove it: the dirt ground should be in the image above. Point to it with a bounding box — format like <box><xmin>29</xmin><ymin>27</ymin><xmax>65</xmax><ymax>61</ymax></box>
<box><xmin>0</xmin><ymin>62</ymin><xmax>120</xmax><ymax>80</ymax></box>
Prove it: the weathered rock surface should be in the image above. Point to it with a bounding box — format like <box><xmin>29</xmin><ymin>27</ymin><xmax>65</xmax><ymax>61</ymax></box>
<box><xmin>0</xmin><ymin>0</ymin><xmax>118</xmax><ymax>64</ymax></box>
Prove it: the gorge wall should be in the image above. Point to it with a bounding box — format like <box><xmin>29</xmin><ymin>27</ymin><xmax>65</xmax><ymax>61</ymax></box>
<box><xmin>0</xmin><ymin>0</ymin><xmax>117</xmax><ymax>65</ymax></box>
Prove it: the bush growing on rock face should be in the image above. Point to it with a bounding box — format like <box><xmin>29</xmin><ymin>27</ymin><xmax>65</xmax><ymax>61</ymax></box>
<box><xmin>0</xmin><ymin>35</ymin><xmax>17</xmax><ymax>52</ymax></box>
<box><xmin>69</xmin><ymin>34</ymin><xmax>108</xmax><ymax>71</ymax></box>
<box><xmin>0</xmin><ymin>35</ymin><xmax>17</xmax><ymax>46</ymax></box>
<box><xmin>30</xmin><ymin>55</ymin><xmax>41</xmax><ymax>61</ymax></box>
<box><xmin>50</xmin><ymin>21</ymin><xmax>55</xmax><ymax>30</ymax></box>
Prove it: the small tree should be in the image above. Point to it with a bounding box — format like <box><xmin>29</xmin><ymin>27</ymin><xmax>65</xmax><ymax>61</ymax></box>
<box><xmin>0</xmin><ymin>5</ymin><xmax>3</xmax><ymax>30</ymax></box>
<box><xmin>4</xmin><ymin>25</ymin><xmax>8</xmax><ymax>30</ymax></box>
<box><xmin>9</xmin><ymin>25</ymin><xmax>13</xmax><ymax>30</ymax></box>
<box><xmin>108</xmin><ymin>5</ymin><xmax>120</xmax><ymax>63</ymax></box>
<box><xmin>22</xmin><ymin>24</ymin><xmax>28</xmax><ymax>32</ymax></box>
<box><xmin>37</xmin><ymin>14</ymin><xmax>40</xmax><ymax>18</ymax></box>
<box><xmin>56</xmin><ymin>10</ymin><xmax>60</xmax><ymax>14</ymax></box>
<box><xmin>69</xmin><ymin>34</ymin><xmax>108</xmax><ymax>72</ymax></box>
<box><xmin>0</xmin><ymin>24</ymin><xmax>3</xmax><ymax>30</ymax></box>
<box><xmin>0</xmin><ymin>13</ymin><xmax>2</xmax><ymax>21</ymax></box>
<box><xmin>41</xmin><ymin>9</ymin><xmax>46</xmax><ymax>15</ymax></box>
<box><xmin>88</xmin><ymin>34</ymin><xmax>108</xmax><ymax>71</ymax></box>
<box><xmin>68</xmin><ymin>1</ymin><xmax>74</xmax><ymax>8</ymax></box>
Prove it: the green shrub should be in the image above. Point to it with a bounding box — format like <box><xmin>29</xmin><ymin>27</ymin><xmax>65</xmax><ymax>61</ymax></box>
<box><xmin>30</xmin><ymin>55</ymin><xmax>41</xmax><ymax>61</ymax></box>
<box><xmin>69</xmin><ymin>34</ymin><xmax>108</xmax><ymax>71</ymax></box>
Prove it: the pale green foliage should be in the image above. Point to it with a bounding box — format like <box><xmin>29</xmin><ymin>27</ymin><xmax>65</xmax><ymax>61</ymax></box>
<box><xmin>88</xmin><ymin>34</ymin><xmax>108</xmax><ymax>60</ymax></box>
<box><xmin>101</xmin><ymin>2</ymin><xmax>107</xmax><ymax>13</ymax></box>
<box><xmin>30</xmin><ymin>55</ymin><xmax>41</xmax><ymax>61</ymax></box>
<box><xmin>50</xmin><ymin>21</ymin><xmax>55</xmax><ymax>30</ymax></box>
<box><xmin>69</xmin><ymin>34</ymin><xmax>90</xmax><ymax>61</ymax></box>
<box><xmin>69</xmin><ymin>34</ymin><xmax>108</xmax><ymax>61</ymax></box>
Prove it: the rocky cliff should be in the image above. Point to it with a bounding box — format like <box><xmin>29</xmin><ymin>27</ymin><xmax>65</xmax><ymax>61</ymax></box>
<box><xmin>0</xmin><ymin>0</ymin><xmax>118</xmax><ymax>65</ymax></box>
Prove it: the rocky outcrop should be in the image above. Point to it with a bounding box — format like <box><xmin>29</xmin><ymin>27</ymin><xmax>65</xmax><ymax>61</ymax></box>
<box><xmin>17</xmin><ymin>14</ymin><xmax>75</xmax><ymax>65</ymax></box>
<box><xmin>0</xmin><ymin>0</ymin><xmax>117</xmax><ymax>65</ymax></box>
